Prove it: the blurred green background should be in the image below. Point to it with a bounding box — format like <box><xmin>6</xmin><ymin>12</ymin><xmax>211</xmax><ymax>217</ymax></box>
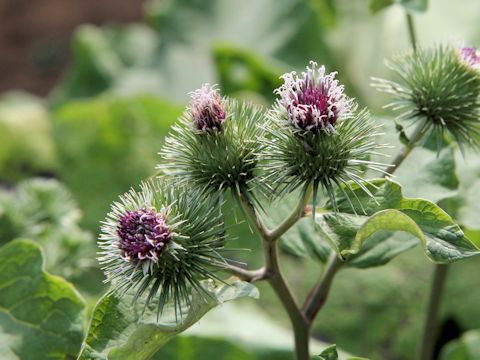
<box><xmin>1</xmin><ymin>0</ymin><xmax>480</xmax><ymax>359</ymax></box>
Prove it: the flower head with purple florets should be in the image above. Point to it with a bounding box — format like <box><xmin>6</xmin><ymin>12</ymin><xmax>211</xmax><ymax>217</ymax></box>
<box><xmin>188</xmin><ymin>84</ymin><xmax>226</xmax><ymax>131</ymax></box>
<box><xmin>460</xmin><ymin>47</ymin><xmax>480</xmax><ymax>70</ymax></box>
<box><xmin>262</xmin><ymin>61</ymin><xmax>387</xmax><ymax>213</ymax></box>
<box><xmin>98</xmin><ymin>179</ymin><xmax>230</xmax><ymax>318</ymax></box>
<box><xmin>275</xmin><ymin>61</ymin><xmax>356</xmax><ymax>134</ymax></box>
<box><xmin>117</xmin><ymin>208</ymin><xmax>172</xmax><ymax>263</ymax></box>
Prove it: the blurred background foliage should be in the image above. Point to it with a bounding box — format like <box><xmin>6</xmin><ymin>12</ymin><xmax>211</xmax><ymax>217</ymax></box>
<box><xmin>1</xmin><ymin>0</ymin><xmax>480</xmax><ymax>359</ymax></box>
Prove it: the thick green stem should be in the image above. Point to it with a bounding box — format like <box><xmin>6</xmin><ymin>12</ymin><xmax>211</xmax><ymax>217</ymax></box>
<box><xmin>270</xmin><ymin>185</ymin><xmax>313</xmax><ymax>241</ymax></box>
<box><xmin>265</xmin><ymin>238</ymin><xmax>310</xmax><ymax>360</ymax></box>
<box><xmin>239</xmin><ymin>192</ymin><xmax>312</xmax><ymax>359</ymax></box>
<box><xmin>302</xmin><ymin>253</ymin><xmax>344</xmax><ymax>321</ymax></box>
<box><xmin>417</xmin><ymin>264</ymin><xmax>450</xmax><ymax>360</ymax></box>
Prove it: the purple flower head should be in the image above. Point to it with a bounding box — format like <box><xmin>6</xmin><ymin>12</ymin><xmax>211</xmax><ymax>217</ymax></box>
<box><xmin>117</xmin><ymin>208</ymin><xmax>172</xmax><ymax>262</ymax></box>
<box><xmin>460</xmin><ymin>47</ymin><xmax>480</xmax><ymax>70</ymax></box>
<box><xmin>188</xmin><ymin>84</ymin><xmax>226</xmax><ymax>131</ymax></box>
<box><xmin>275</xmin><ymin>61</ymin><xmax>355</xmax><ymax>134</ymax></box>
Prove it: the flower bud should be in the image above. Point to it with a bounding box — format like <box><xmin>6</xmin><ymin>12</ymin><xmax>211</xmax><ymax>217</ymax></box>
<box><xmin>160</xmin><ymin>86</ymin><xmax>266</xmax><ymax>199</ymax></box>
<box><xmin>188</xmin><ymin>84</ymin><xmax>226</xmax><ymax>131</ymax></box>
<box><xmin>460</xmin><ymin>47</ymin><xmax>480</xmax><ymax>70</ymax></box>
<box><xmin>374</xmin><ymin>44</ymin><xmax>480</xmax><ymax>151</ymax></box>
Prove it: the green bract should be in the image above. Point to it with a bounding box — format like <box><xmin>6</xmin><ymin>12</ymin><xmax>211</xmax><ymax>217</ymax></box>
<box><xmin>98</xmin><ymin>178</ymin><xmax>229</xmax><ymax>318</ymax></box>
<box><xmin>261</xmin><ymin>108</ymin><xmax>386</xmax><ymax>210</ymax></box>
<box><xmin>159</xmin><ymin>98</ymin><xmax>266</xmax><ymax>200</ymax></box>
<box><xmin>374</xmin><ymin>44</ymin><xmax>480</xmax><ymax>151</ymax></box>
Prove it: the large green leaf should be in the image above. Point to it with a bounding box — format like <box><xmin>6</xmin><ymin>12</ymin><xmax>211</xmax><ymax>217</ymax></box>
<box><xmin>269</xmin><ymin>191</ymin><xmax>331</xmax><ymax>263</ymax></box>
<box><xmin>315</xmin><ymin>344</ymin><xmax>369</xmax><ymax>360</ymax></box>
<box><xmin>0</xmin><ymin>92</ymin><xmax>57</xmax><ymax>180</ymax></box>
<box><xmin>440</xmin><ymin>330</ymin><xmax>480</xmax><ymax>360</ymax></box>
<box><xmin>369</xmin><ymin>0</ymin><xmax>394</xmax><ymax>14</ymax></box>
<box><xmin>315</xmin><ymin>178</ymin><xmax>478</xmax><ymax>266</ymax></box>
<box><xmin>52</xmin><ymin>94</ymin><xmax>182</xmax><ymax>231</ymax></box>
<box><xmin>369</xmin><ymin>0</ymin><xmax>428</xmax><ymax>14</ymax></box>
<box><xmin>0</xmin><ymin>239</ymin><xmax>85</xmax><ymax>359</ymax></box>
<box><xmin>78</xmin><ymin>280</ymin><xmax>259</xmax><ymax>359</ymax></box>
<box><xmin>394</xmin><ymin>145</ymin><xmax>459</xmax><ymax>203</ymax></box>
<box><xmin>53</xmin><ymin>0</ymin><xmax>337</xmax><ymax>103</ymax></box>
<box><xmin>156</xmin><ymin>301</ymin><xmax>356</xmax><ymax>359</ymax></box>
<box><xmin>400</xmin><ymin>0</ymin><xmax>428</xmax><ymax>12</ymax></box>
<box><xmin>279</xmin><ymin>134</ymin><xmax>461</xmax><ymax>266</ymax></box>
<box><xmin>0</xmin><ymin>179</ymin><xmax>94</xmax><ymax>285</ymax></box>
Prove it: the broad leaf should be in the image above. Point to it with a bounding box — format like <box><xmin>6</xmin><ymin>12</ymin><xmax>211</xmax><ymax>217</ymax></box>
<box><xmin>345</xmin><ymin>209</ymin><xmax>424</xmax><ymax>258</ymax></box>
<box><xmin>155</xmin><ymin>302</ymin><xmax>351</xmax><ymax>359</ymax></box>
<box><xmin>400</xmin><ymin>0</ymin><xmax>428</xmax><ymax>12</ymax></box>
<box><xmin>54</xmin><ymin>0</ymin><xmax>337</xmax><ymax>103</ymax></box>
<box><xmin>79</xmin><ymin>280</ymin><xmax>259</xmax><ymax>359</ymax></box>
<box><xmin>315</xmin><ymin>344</ymin><xmax>369</xmax><ymax>360</ymax></box>
<box><xmin>0</xmin><ymin>92</ymin><xmax>56</xmax><ymax>181</ymax></box>
<box><xmin>440</xmin><ymin>330</ymin><xmax>480</xmax><ymax>360</ymax></box>
<box><xmin>369</xmin><ymin>0</ymin><xmax>428</xmax><ymax>14</ymax></box>
<box><xmin>0</xmin><ymin>179</ymin><xmax>94</xmax><ymax>284</ymax></box>
<box><xmin>395</xmin><ymin>145</ymin><xmax>459</xmax><ymax>203</ymax></box>
<box><xmin>0</xmin><ymin>239</ymin><xmax>85</xmax><ymax>359</ymax></box>
<box><xmin>369</xmin><ymin>0</ymin><xmax>394</xmax><ymax>14</ymax></box>
<box><xmin>266</xmin><ymin>191</ymin><xmax>331</xmax><ymax>263</ymax></box>
<box><xmin>316</xmin><ymin>179</ymin><xmax>478</xmax><ymax>266</ymax></box>
<box><xmin>53</xmin><ymin>94</ymin><xmax>182</xmax><ymax>231</ymax></box>
<box><xmin>316</xmin><ymin>344</ymin><xmax>339</xmax><ymax>360</ymax></box>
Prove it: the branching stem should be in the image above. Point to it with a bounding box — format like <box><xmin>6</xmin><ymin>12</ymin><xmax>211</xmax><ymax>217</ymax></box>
<box><xmin>269</xmin><ymin>185</ymin><xmax>313</xmax><ymax>241</ymax></box>
<box><xmin>264</xmin><ymin>237</ymin><xmax>311</xmax><ymax>360</ymax></box>
<box><xmin>237</xmin><ymin>189</ymin><xmax>313</xmax><ymax>359</ymax></box>
<box><xmin>302</xmin><ymin>252</ymin><xmax>344</xmax><ymax>322</ymax></box>
<box><xmin>223</xmin><ymin>264</ymin><xmax>268</xmax><ymax>282</ymax></box>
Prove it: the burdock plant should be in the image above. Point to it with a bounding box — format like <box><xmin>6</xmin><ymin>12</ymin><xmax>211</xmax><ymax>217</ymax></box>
<box><xmin>87</xmin><ymin>50</ymin><xmax>480</xmax><ymax>360</ymax></box>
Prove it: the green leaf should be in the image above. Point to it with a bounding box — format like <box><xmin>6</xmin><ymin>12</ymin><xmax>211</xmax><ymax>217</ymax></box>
<box><xmin>316</xmin><ymin>179</ymin><xmax>478</xmax><ymax>266</ymax></box>
<box><xmin>369</xmin><ymin>0</ymin><xmax>428</xmax><ymax>14</ymax></box>
<box><xmin>79</xmin><ymin>280</ymin><xmax>259</xmax><ymax>360</ymax></box>
<box><xmin>400</xmin><ymin>0</ymin><xmax>428</xmax><ymax>13</ymax></box>
<box><xmin>0</xmin><ymin>92</ymin><xmax>57</xmax><ymax>181</ymax></box>
<box><xmin>213</xmin><ymin>43</ymin><xmax>283</xmax><ymax>102</ymax></box>
<box><xmin>395</xmin><ymin>145</ymin><xmax>459</xmax><ymax>203</ymax></box>
<box><xmin>0</xmin><ymin>239</ymin><xmax>86</xmax><ymax>359</ymax></box>
<box><xmin>440</xmin><ymin>330</ymin><xmax>480</xmax><ymax>360</ymax></box>
<box><xmin>53</xmin><ymin>0</ymin><xmax>337</xmax><ymax>103</ymax></box>
<box><xmin>369</xmin><ymin>0</ymin><xmax>394</xmax><ymax>14</ymax></box>
<box><xmin>0</xmin><ymin>178</ymin><xmax>94</xmax><ymax>288</ymax></box>
<box><xmin>345</xmin><ymin>209</ymin><xmax>424</xmax><ymax>258</ymax></box>
<box><xmin>316</xmin><ymin>344</ymin><xmax>339</xmax><ymax>359</ymax></box>
<box><xmin>314</xmin><ymin>344</ymin><xmax>370</xmax><ymax>360</ymax></box>
<box><xmin>267</xmin><ymin>191</ymin><xmax>331</xmax><ymax>263</ymax></box>
<box><xmin>53</xmin><ymin>94</ymin><xmax>183</xmax><ymax>231</ymax></box>
<box><xmin>157</xmin><ymin>302</ymin><xmax>356</xmax><ymax>359</ymax></box>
